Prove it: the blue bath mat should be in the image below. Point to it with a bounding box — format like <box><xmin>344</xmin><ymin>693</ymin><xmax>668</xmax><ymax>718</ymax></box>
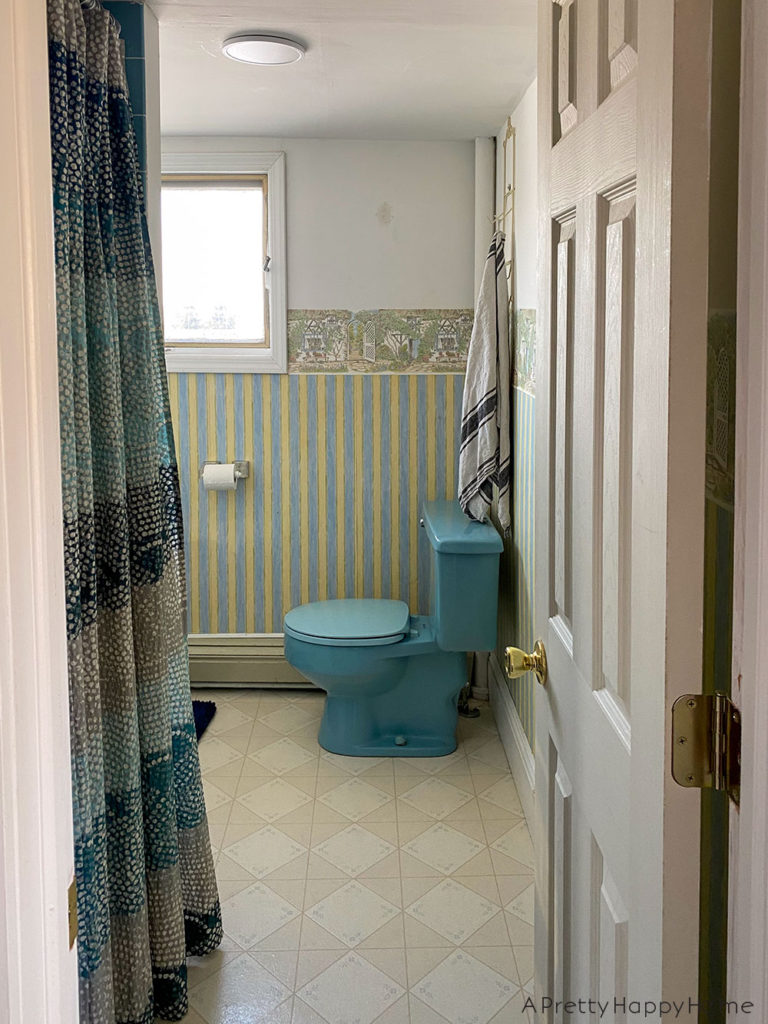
<box><xmin>192</xmin><ymin>700</ymin><xmax>217</xmax><ymax>740</ymax></box>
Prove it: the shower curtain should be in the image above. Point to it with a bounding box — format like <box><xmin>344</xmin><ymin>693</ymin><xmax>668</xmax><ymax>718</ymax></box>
<box><xmin>48</xmin><ymin>2</ymin><xmax>222</xmax><ymax>1021</ymax></box>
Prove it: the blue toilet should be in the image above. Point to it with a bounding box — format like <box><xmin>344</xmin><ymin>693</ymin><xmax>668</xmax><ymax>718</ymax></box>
<box><xmin>283</xmin><ymin>499</ymin><xmax>503</xmax><ymax>757</ymax></box>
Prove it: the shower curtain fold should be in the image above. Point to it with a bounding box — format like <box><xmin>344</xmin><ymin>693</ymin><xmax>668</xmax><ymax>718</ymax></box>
<box><xmin>47</xmin><ymin>1</ymin><xmax>222</xmax><ymax>1020</ymax></box>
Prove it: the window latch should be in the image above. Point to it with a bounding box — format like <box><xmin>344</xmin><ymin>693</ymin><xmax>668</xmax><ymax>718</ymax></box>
<box><xmin>263</xmin><ymin>256</ymin><xmax>271</xmax><ymax>272</ymax></box>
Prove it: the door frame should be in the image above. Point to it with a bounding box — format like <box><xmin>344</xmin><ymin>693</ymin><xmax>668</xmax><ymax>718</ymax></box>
<box><xmin>728</xmin><ymin>0</ymin><xmax>768</xmax><ymax>1015</ymax></box>
<box><xmin>0</xmin><ymin>0</ymin><xmax>78</xmax><ymax>1019</ymax></box>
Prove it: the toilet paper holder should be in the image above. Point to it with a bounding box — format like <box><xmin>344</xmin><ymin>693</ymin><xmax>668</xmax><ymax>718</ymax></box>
<box><xmin>199</xmin><ymin>460</ymin><xmax>250</xmax><ymax>481</ymax></box>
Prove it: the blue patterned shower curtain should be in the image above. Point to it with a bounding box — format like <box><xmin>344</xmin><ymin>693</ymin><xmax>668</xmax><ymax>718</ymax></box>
<box><xmin>48</xmin><ymin>1</ymin><xmax>222</xmax><ymax>1020</ymax></box>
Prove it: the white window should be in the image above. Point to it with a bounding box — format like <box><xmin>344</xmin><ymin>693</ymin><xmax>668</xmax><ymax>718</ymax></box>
<box><xmin>161</xmin><ymin>152</ymin><xmax>286</xmax><ymax>373</ymax></box>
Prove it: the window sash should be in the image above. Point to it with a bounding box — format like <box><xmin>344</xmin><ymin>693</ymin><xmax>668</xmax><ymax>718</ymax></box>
<box><xmin>161</xmin><ymin>172</ymin><xmax>270</xmax><ymax>350</ymax></box>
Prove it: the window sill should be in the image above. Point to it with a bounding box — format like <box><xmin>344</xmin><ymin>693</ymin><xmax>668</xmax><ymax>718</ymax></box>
<box><xmin>164</xmin><ymin>346</ymin><xmax>287</xmax><ymax>374</ymax></box>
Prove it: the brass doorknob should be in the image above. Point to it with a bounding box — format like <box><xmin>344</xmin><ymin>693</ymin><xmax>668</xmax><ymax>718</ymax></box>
<box><xmin>504</xmin><ymin>640</ymin><xmax>548</xmax><ymax>686</ymax></box>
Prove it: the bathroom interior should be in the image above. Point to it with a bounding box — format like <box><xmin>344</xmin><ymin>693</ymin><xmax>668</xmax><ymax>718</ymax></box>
<box><xmin>19</xmin><ymin>0</ymin><xmax>747</xmax><ymax>1020</ymax></box>
<box><xmin>60</xmin><ymin>1</ymin><xmax>539</xmax><ymax>1022</ymax></box>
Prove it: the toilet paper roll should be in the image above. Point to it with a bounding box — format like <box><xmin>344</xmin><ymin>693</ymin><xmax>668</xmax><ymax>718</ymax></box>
<box><xmin>202</xmin><ymin>463</ymin><xmax>238</xmax><ymax>491</ymax></box>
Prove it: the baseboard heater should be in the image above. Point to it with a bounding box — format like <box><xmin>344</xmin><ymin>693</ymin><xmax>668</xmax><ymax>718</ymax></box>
<box><xmin>188</xmin><ymin>633</ymin><xmax>312</xmax><ymax>687</ymax></box>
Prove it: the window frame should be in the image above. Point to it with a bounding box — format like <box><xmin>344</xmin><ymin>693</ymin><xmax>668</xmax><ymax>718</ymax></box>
<box><xmin>161</xmin><ymin>151</ymin><xmax>287</xmax><ymax>373</ymax></box>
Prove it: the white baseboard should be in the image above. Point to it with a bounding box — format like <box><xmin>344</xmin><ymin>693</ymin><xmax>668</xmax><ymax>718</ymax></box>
<box><xmin>488</xmin><ymin>652</ymin><xmax>535</xmax><ymax>825</ymax></box>
<box><xmin>188</xmin><ymin>634</ymin><xmax>311</xmax><ymax>687</ymax></box>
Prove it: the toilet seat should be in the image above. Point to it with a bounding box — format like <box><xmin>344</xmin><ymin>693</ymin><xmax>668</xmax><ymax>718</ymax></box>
<box><xmin>284</xmin><ymin>598</ymin><xmax>410</xmax><ymax>647</ymax></box>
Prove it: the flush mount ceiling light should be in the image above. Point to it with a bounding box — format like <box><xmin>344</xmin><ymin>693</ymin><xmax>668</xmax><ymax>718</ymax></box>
<box><xmin>222</xmin><ymin>34</ymin><xmax>306</xmax><ymax>66</ymax></box>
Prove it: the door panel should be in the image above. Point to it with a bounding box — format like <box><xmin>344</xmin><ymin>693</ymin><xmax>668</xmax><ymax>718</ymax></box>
<box><xmin>554</xmin><ymin>0</ymin><xmax>578</xmax><ymax>140</ymax></box>
<box><xmin>598</xmin><ymin>193</ymin><xmax>635</xmax><ymax>714</ymax></box>
<box><xmin>606</xmin><ymin>0</ymin><xmax>638</xmax><ymax>92</ymax></box>
<box><xmin>535</xmin><ymin>0</ymin><xmax>712</xmax><ymax>1014</ymax></box>
<box><xmin>553</xmin><ymin>217</ymin><xmax>575</xmax><ymax>638</ymax></box>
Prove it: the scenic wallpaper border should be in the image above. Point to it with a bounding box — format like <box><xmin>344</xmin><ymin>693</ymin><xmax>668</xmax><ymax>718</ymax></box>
<box><xmin>287</xmin><ymin>308</ymin><xmax>473</xmax><ymax>373</ymax></box>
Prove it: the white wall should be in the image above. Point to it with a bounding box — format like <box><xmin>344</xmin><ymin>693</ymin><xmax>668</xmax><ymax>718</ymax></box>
<box><xmin>162</xmin><ymin>136</ymin><xmax>476</xmax><ymax>311</ymax></box>
<box><xmin>474</xmin><ymin>136</ymin><xmax>496</xmax><ymax>300</ymax></box>
<box><xmin>496</xmin><ymin>78</ymin><xmax>538</xmax><ymax>309</ymax></box>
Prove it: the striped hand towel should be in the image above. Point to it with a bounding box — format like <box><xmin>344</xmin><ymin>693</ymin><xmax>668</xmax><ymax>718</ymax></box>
<box><xmin>458</xmin><ymin>231</ymin><xmax>511</xmax><ymax>533</ymax></box>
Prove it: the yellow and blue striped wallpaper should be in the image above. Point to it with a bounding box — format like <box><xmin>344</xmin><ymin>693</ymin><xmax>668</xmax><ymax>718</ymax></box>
<box><xmin>495</xmin><ymin>308</ymin><xmax>537</xmax><ymax>750</ymax></box>
<box><xmin>167</xmin><ymin>372</ymin><xmax>465</xmax><ymax>635</ymax></box>
<box><xmin>496</xmin><ymin>385</ymin><xmax>536</xmax><ymax>748</ymax></box>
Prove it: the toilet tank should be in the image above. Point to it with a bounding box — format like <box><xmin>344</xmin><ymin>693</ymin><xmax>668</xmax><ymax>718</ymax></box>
<box><xmin>422</xmin><ymin>499</ymin><xmax>504</xmax><ymax>652</ymax></box>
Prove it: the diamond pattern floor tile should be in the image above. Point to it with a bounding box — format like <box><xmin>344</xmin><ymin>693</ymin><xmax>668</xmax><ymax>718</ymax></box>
<box><xmin>259</xmin><ymin>705</ymin><xmax>321</xmax><ymax>735</ymax></box>
<box><xmin>313</xmin><ymin>823</ymin><xmax>397</xmax><ymax>875</ymax></box>
<box><xmin>491</xmin><ymin>821</ymin><xmax>534</xmax><ymax>868</ymax></box>
<box><xmin>398</xmin><ymin>778</ymin><xmax>474</xmax><ymax>820</ymax></box>
<box><xmin>305</xmin><ymin>879</ymin><xmax>400</xmax><ymax>946</ymax></box>
<box><xmin>296</xmin><ymin>951</ymin><xmax>405</xmax><ymax>1024</ymax></box>
<box><xmin>207</xmin><ymin>704</ymin><xmax>253</xmax><ymax>735</ymax></box>
<box><xmin>237</xmin><ymin>777</ymin><xmax>314</xmax><ymax>823</ymax></box>
<box><xmin>410</xmin><ymin>949</ymin><xmax>519</xmax><ymax>1024</ymax></box>
<box><xmin>401</xmin><ymin>823</ymin><xmax>486</xmax><ymax>875</ymax></box>
<box><xmin>396</xmin><ymin>750</ymin><xmax>469</xmax><ymax>775</ymax></box>
<box><xmin>506</xmin><ymin>882</ymin><xmax>534</xmax><ymax>924</ymax></box>
<box><xmin>405</xmin><ymin>879</ymin><xmax>499</xmax><ymax>945</ymax></box>
<box><xmin>249</xmin><ymin>738</ymin><xmax>318</xmax><ymax>775</ymax></box>
<box><xmin>319</xmin><ymin>751</ymin><xmax>390</xmax><ymax>775</ymax></box>
<box><xmin>220</xmin><ymin>882</ymin><xmax>300</xmax><ymax>949</ymax></box>
<box><xmin>198</xmin><ymin>737</ymin><xmax>243</xmax><ymax>772</ymax></box>
<box><xmin>193</xmin><ymin>688</ymin><xmax>534</xmax><ymax>1024</ymax></box>
<box><xmin>475</xmin><ymin>777</ymin><xmax>523</xmax><ymax>814</ymax></box>
<box><xmin>224</xmin><ymin>825</ymin><xmax>308</xmax><ymax>878</ymax></box>
<box><xmin>317</xmin><ymin>777</ymin><xmax>394</xmax><ymax>821</ymax></box>
<box><xmin>189</xmin><ymin>952</ymin><xmax>292</xmax><ymax>1023</ymax></box>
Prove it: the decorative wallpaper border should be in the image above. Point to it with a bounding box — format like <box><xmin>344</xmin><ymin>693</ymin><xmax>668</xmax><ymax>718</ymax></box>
<box><xmin>287</xmin><ymin>308</ymin><xmax>473</xmax><ymax>374</ymax></box>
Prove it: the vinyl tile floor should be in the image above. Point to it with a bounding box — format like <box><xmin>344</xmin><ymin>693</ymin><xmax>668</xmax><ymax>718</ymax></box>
<box><xmin>183</xmin><ymin>687</ymin><xmax>534</xmax><ymax>1024</ymax></box>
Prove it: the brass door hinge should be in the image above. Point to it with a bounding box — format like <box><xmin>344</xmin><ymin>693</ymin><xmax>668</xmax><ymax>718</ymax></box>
<box><xmin>671</xmin><ymin>692</ymin><xmax>741</xmax><ymax>805</ymax></box>
<box><xmin>68</xmin><ymin>879</ymin><xmax>78</xmax><ymax>950</ymax></box>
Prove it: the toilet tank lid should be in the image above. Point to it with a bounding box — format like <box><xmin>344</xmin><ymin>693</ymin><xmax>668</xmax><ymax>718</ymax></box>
<box><xmin>422</xmin><ymin>500</ymin><xmax>504</xmax><ymax>554</ymax></box>
<box><xmin>284</xmin><ymin>599</ymin><xmax>410</xmax><ymax>641</ymax></box>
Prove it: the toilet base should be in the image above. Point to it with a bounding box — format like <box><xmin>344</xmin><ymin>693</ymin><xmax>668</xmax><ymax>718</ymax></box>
<box><xmin>315</xmin><ymin>649</ymin><xmax>467</xmax><ymax>758</ymax></box>
<box><xmin>318</xmin><ymin>718</ymin><xmax>459</xmax><ymax>758</ymax></box>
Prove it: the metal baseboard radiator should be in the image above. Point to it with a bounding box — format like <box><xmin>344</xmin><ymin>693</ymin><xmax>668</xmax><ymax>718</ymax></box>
<box><xmin>188</xmin><ymin>634</ymin><xmax>311</xmax><ymax>687</ymax></box>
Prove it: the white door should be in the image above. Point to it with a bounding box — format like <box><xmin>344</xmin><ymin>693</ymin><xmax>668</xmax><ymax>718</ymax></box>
<box><xmin>534</xmin><ymin>0</ymin><xmax>713</xmax><ymax>1013</ymax></box>
<box><xmin>728</xmin><ymin>0</ymin><xmax>768</xmax><ymax>1015</ymax></box>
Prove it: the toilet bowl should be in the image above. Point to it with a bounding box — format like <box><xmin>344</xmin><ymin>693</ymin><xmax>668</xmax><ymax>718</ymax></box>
<box><xmin>283</xmin><ymin>499</ymin><xmax>503</xmax><ymax>757</ymax></box>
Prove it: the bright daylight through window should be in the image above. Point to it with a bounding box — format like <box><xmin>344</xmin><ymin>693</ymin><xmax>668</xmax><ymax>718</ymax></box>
<box><xmin>161</xmin><ymin>175</ymin><xmax>268</xmax><ymax>349</ymax></box>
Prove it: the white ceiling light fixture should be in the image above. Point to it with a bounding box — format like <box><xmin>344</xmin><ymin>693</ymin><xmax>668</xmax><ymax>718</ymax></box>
<box><xmin>222</xmin><ymin>34</ymin><xmax>306</xmax><ymax>66</ymax></box>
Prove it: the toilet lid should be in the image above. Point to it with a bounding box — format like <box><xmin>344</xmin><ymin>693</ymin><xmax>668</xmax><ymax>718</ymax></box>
<box><xmin>284</xmin><ymin>599</ymin><xmax>410</xmax><ymax>647</ymax></box>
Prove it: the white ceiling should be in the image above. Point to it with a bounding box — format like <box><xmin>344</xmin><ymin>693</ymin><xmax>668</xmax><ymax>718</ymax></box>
<box><xmin>152</xmin><ymin>1</ymin><xmax>537</xmax><ymax>139</ymax></box>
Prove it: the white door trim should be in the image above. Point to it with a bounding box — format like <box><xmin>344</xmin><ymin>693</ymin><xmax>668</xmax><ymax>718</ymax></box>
<box><xmin>728</xmin><ymin>0</ymin><xmax>768</xmax><ymax>1015</ymax></box>
<box><xmin>0</xmin><ymin>0</ymin><xmax>78</xmax><ymax>1019</ymax></box>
